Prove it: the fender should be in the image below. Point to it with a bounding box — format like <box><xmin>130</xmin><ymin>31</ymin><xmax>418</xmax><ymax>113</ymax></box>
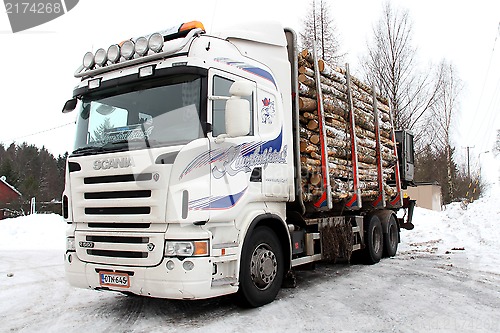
<box><xmin>239</xmin><ymin>213</ymin><xmax>292</xmax><ymax>273</ymax></box>
<box><xmin>373</xmin><ymin>209</ymin><xmax>398</xmax><ymax>235</ymax></box>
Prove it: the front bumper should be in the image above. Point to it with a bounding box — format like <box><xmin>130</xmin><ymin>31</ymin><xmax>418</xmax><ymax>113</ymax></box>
<box><xmin>65</xmin><ymin>252</ymin><xmax>238</xmax><ymax>299</ymax></box>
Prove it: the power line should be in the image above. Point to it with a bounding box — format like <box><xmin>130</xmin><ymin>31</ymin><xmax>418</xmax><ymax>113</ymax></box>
<box><xmin>3</xmin><ymin>121</ymin><xmax>75</xmax><ymax>142</ymax></box>
<box><xmin>494</xmin><ymin>22</ymin><xmax>500</xmax><ymax>52</ymax></box>
<box><xmin>466</xmin><ymin>22</ymin><xmax>500</xmax><ymax>157</ymax></box>
<box><xmin>472</xmin><ymin>76</ymin><xmax>500</xmax><ymax>152</ymax></box>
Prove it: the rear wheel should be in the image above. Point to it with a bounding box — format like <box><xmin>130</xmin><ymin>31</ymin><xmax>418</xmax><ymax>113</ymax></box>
<box><xmin>237</xmin><ymin>227</ymin><xmax>284</xmax><ymax>307</ymax></box>
<box><xmin>383</xmin><ymin>215</ymin><xmax>399</xmax><ymax>257</ymax></box>
<box><xmin>363</xmin><ymin>215</ymin><xmax>383</xmax><ymax>264</ymax></box>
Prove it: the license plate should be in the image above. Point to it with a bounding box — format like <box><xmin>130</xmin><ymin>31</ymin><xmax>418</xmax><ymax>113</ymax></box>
<box><xmin>99</xmin><ymin>271</ymin><xmax>130</xmax><ymax>288</ymax></box>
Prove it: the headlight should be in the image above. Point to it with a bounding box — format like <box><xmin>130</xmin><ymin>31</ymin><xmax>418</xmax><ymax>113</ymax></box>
<box><xmin>148</xmin><ymin>33</ymin><xmax>164</xmax><ymax>53</ymax></box>
<box><xmin>94</xmin><ymin>48</ymin><xmax>107</xmax><ymax>66</ymax></box>
<box><xmin>82</xmin><ymin>51</ymin><xmax>95</xmax><ymax>69</ymax></box>
<box><xmin>107</xmin><ymin>44</ymin><xmax>120</xmax><ymax>63</ymax></box>
<box><xmin>66</xmin><ymin>237</ymin><xmax>76</xmax><ymax>252</ymax></box>
<box><xmin>120</xmin><ymin>40</ymin><xmax>135</xmax><ymax>59</ymax></box>
<box><xmin>135</xmin><ymin>36</ymin><xmax>149</xmax><ymax>56</ymax></box>
<box><xmin>164</xmin><ymin>240</ymin><xmax>209</xmax><ymax>257</ymax></box>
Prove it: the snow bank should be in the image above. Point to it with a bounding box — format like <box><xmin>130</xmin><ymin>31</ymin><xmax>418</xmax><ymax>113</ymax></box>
<box><xmin>401</xmin><ymin>154</ymin><xmax>500</xmax><ymax>274</ymax></box>
<box><xmin>0</xmin><ymin>214</ymin><xmax>66</xmax><ymax>251</ymax></box>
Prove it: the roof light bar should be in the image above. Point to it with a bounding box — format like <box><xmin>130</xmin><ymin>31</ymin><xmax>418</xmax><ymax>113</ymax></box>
<box><xmin>76</xmin><ymin>20</ymin><xmax>205</xmax><ymax>77</ymax></box>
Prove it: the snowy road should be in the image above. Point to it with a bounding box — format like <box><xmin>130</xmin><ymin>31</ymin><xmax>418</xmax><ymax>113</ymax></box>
<box><xmin>1</xmin><ymin>246</ymin><xmax>499</xmax><ymax>332</ymax></box>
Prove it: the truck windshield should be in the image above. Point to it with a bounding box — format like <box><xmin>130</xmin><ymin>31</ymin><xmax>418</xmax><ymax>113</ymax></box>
<box><xmin>73</xmin><ymin>75</ymin><xmax>203</xmax><ymax>155</ymax></box>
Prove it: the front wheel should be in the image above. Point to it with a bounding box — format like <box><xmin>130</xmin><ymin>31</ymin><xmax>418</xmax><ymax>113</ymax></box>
<box><xmin>237</xmin><ymin>226</ymin><xmax>284</xmax><ymax>307</ymax></box>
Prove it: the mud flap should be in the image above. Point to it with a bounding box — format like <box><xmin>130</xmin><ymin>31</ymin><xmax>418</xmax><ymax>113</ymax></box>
<box><xmin>399</xmin><ymin>199</ymin><xmax>416</xmax><ymax>230</ymax></box>
<box><xmin>282</xmin><ymin>270</ymin><xmax>297</xmax><ymax>288</ymax></box>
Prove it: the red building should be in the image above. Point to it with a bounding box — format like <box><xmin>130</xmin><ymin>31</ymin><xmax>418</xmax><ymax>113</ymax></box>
<box><xmin>0</xmin><ymin>176</ymin><xmax>22</xmax><ymax>220</ymax></box>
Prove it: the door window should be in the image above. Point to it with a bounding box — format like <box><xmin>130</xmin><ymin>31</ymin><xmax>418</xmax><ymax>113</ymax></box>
<box><xmin>211</xmin><ymin>75</ymin><xmax>253</xmax><ymax>136</ymax></box>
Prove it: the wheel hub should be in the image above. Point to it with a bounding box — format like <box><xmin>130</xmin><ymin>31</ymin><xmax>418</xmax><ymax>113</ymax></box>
<box><xmin>250</xmin><ymin>245</ymin><xmax>277</xmax><ymax>290</ymax></box>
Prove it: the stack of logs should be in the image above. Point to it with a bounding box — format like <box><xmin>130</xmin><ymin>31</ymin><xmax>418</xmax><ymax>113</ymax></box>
<box><xmin>298</xmin><ymin>49</ymin><xmax>398</xmax><ymax>205</ymax></box>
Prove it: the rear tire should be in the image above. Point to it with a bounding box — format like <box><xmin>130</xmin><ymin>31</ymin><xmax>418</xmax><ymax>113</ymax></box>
<box><xmin>363</xmin><ymin>215</ymin><xmax>383</xmax><ymax>264</ymax></box>
<box><xmin>237</xmin><ymin>227</ymin><xmax>284</xmax><ymax>307</ymax></box>
<box><xmin>383</xmin><ymin>215</ymin><xmax>399</xmax><ymax>257</ymax></box>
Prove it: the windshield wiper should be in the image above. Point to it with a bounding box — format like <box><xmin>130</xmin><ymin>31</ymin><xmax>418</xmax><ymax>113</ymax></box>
<box><xmin>72</xmin><ymin>138</ymin><xmax>159</xmax><ymax>156</ymax></box>
<box><xmin>72</xmin><ymin>145</ymin><xmax>104</xmax><ymax>155</ymax></box>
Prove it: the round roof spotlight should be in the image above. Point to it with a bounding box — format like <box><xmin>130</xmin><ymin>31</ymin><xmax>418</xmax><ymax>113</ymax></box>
<box><xmin>120</xmin><ymin>40</ymin><xmax>135</xmax><ymax>59</ymax></box>
<box><xmin>83</xmin><ymin>51</ymin><xmax>95</xmax><ymax>69</ymax></box>
<box><xmin>107</xmin><ymin>44</ymin><xmax>120</xmax><ymax>63</ymax></box>
<box><xmin>94</xmin><ymin>48</ymin><xmax>107</xmax><ymax>66</ymax></box>
<box><xmin>135</xmin><ymin>37</ymin><xmax>149</xmax><ymax>56</ymax></box>
<box><xmin>148</xmin><ymin>33</ymin><xmax>164</xmax><ymax>53</ymax></box>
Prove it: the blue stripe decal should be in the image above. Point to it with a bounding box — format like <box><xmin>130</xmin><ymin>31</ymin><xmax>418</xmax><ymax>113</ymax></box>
<box><xmin>189</xmin><ymin>188</ymin><xmax>247</xmax><ymax>210</ymax></box>
<box><xmin>214</xmin><ymin>57</ymin><xmax>277</xmax><ymax>87</ymax></box>
<box><xmin>241</xmin><ymin>67</ymin><xmax>277</xmax><ymax>87</ymax></box>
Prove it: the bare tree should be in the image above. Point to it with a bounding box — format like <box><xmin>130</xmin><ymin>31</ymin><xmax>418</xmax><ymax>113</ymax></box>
<box><xmin>362</xmin><ymin>2</ymin><xmax>440</xmax><ymax>143</ymax></box>
<box><xmin>299</xmin><ymin>0</ymin><xmax>342</xmax><ymax>64</ymax></box>
<box><xmin>430</xmin><ymin>61</ymin><xmax>463</xmax><ymax>200</ymax></box>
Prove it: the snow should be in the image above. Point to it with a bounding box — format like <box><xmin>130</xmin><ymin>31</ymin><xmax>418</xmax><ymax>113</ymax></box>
<box><xmin>0</xmin><ymin>214</ymin><xmax>66</xmax><ymax>251</ymax></box>
<box><xmin>0</xmin><ymin>157</ymin><xmax>499</xmax><ymax>332</ymax></box>
<box><xmin>400</xmin><ymin>153</ymin><xmax>500</xmax><ymax>276</ymax></box>
<box><xmin>400</xmin><ymin>197</ymin><xmax>500</xmax><ymax>276</ymax></box>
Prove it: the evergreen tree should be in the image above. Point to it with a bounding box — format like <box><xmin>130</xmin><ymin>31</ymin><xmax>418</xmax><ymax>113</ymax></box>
<box><xmin>92</xmin><ymin>117</ymin><xmax>112</xmax><ymax>142</ymax></box>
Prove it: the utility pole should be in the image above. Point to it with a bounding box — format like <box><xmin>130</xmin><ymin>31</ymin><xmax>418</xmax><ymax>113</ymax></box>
<box><xmin>464</xmin><ymin>146</ymin><xmax>474</xmax><ymax>181</ymax></box>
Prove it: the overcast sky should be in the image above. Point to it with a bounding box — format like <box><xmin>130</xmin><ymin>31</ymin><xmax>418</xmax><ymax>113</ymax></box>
<box><xmin>1</xmin><ymin>0</ymin><xmax>499</xmax><ymax>171</ymax></box>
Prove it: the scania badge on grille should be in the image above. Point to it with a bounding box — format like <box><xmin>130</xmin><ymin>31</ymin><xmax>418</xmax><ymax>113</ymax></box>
<box><xmin>147</xmin><ymin>243</ymin><xmax>155</xmax><ymax>251</ymax></box>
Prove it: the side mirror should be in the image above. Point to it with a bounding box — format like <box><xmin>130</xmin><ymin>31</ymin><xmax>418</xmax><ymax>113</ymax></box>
<box><xmin>225</xmin><ymin>98</ymin><xmax>250</xmax><ymax>137</ymax></box>
<box><xmin>62</xmin><ymin>98</ymin><xmax>77</xmax><ymax>113</ymax></box>
<box><xmin>224</xmin><ymin>81</ymin><xmax>252</xmax><ymax>138</ymax></box>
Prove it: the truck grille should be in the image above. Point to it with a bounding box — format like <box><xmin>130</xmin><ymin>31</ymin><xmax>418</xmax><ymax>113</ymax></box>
<box><xmin>75</xmin><ymin>231</ymin><xmax>164</xmax><ymax>266</ymax></box>
<box><xmin>69</xmin><ymin>154</ymin><xmax>172</xmax><ymax>266</ymax></box>
<box><xmin>85</xmin><ymin>207</ymin><xmax>151</xmax><ymax>215</ymax></box>
<box><xmin>84</xmin><ymin>190</ymin><xmax>151</xmax><ymax>199</ymax></box>
<box><xmin>87</xmin><ymin>250</ymin><xmax>148</xmax><ymax>259</ymax></box>
<box><xmin>71</xmin><ymin>168</ymin><xmax>168</xmax><ymax>223</ymax></box>
<box><xmin>84</xmin><ymin>173</ymin><xmax>152</xmax><ymax>184</ymax></box>
<box><xmin>87</xmin><ymin>223</ymin><xmax>151</xmax><ymax>229</ymax></box>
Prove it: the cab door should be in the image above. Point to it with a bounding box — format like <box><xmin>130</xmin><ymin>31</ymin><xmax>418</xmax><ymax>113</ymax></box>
<box><xmin>206</xmin><ymin>69</ymin><xmax>257</xmax><ymax>222</ymax></box>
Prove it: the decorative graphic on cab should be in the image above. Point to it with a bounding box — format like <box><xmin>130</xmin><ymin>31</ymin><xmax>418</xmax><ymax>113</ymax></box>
<box><xmin>261</xmin><ymin>98</ymin><xmax>276</xmax><ymax>124</ymax></box>
<box><xmin>4</xmin><ymin>0</ymin><xmax>79</xmax><ymax>33</ymax></box>
<box><xmin>188</xmin><ymin>188</ymin><xmax>247</xmax><ymax>211</ymax></box>
<box><xmin>179</xmin><ymin>130</ymin><xmax>287</xmax><ymax>180</ymax></box>
<box><xmin>214</xmin><ymin>57</ymin><xmax>277</xmax><ymax>87</ymax></box>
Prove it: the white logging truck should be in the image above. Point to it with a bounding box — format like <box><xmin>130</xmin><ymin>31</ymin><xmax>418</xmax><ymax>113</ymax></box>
<box><xmin>62</xmin><ymin>21</ymin><xmax>416</xmax><ymax>307</ymax></box>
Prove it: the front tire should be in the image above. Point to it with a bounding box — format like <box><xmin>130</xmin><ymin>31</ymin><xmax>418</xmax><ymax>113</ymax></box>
<box><xmin>237</xmin><ymin>227</ymin><xmax>284</xmax><ymax>307</ymax></box>
<box><xmin>363</xmin><ymin>215</ymin><xmax>383</xmax><ymax>264</ymax></box>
